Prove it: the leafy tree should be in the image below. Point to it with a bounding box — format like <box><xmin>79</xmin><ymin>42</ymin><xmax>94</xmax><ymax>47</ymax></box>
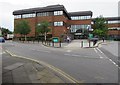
<box><xmin>0</xmin><ymin>27</ymin><xmax>13</xmax><ymax>37</ymax></box>
<box><xmin>15</xmin><ymin>20</ymin><xmax>31</xmax><ymax>41</ymax></box>
<box><xmin>93</xmin><ymin>15</ymin><xmax>108</xmax><ymax>38</ymax></box>
<box><xmin>36</xmin><ymin>21</ymin><xmax>51</xmax><ymax>41</ymax></box>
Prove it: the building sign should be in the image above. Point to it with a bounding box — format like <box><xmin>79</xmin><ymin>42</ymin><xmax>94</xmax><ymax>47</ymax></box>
<box><xmin>52</xmin><ymin>37</ymin><xmax>59</xmax><ymax>43</ymax></box>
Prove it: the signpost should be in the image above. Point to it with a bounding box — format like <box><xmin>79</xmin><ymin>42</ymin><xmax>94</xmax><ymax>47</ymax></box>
<box><xmin>89</xmin><ymin>34</ymin><xmax>93</xmax><ymax>39</ymax></box>
<box><xmin>52</xmin><ymin>37</ymin><xmax>59</xmax><ymax>43</ymax></box>
<box><xmin>52</xmin><ymin>37</ymin><xmax>61</xmax><ymax>47</ymax></box>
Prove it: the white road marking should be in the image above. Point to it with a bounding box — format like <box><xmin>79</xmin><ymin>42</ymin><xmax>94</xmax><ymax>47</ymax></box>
<box><xmin>95</xmin><ymin>48</ymin><xmax>119</xmax><ymax>68</ymax></box>
<box><xmin>96</xmin><ymin>48</ymin><xmax>103</xmax><ymax>54</ymax></box>
<box><xmin>94</xmin><ymin>48</ymin><xmax>98</xmax><ymax>53</ymax></box>
<box><xmin>31</xmin><ymin>49</ymin><xmax>51</xmax><ymax>53</ymax></box>
<box><xmin>0</xmin><ymin>52</ymin><xmax>6</xmax><ymax>55</ymax></box>
<box><xmin>94</xmin><ymin>48</ymin><xmax>104</xmax><ymax>59</ymax></box>
<box><xmin>66</xmin><ymin>50</ymin><xmax>72</xmax><ymax>52</ymax></box>
<box><xmin>64</xmin><ymin>53</ymin><xmax>71</xmax><ymax>56</ymax></box>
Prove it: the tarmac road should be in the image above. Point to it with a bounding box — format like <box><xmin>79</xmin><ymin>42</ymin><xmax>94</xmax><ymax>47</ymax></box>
<box><xmin>2</xmin><ymin>41</ymin><xmax>119</xmax><ymax>84</ymax></box>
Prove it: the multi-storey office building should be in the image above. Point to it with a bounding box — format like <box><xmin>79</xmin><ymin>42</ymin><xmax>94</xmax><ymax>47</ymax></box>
<box><xmin>105</xmin><ymin>17</ymin><xmax>120</xmax><ymax>39</ymax></box>
<box><xmin>92</xmin><ymin>17</ymin><xmax>120</xmax><ymax>39</ymax></box>
<box><xmin>13</xmin><ymin>5</ymin><xmax>120</xmax><ymax>39</ymax></box>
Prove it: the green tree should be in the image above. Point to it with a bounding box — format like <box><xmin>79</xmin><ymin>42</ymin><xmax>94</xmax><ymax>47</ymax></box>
<box><xmin>93</xmin><ymin>15</ymin><xmax>108</xmax><ymax>38</ymax></box>
<box><xmin>15</xmin><ymin>20</ymin><xmax>31</xmax><ymax>41</ymax></box>
<box><xmin>0</xmin><ymin>27</ymin><xmax>13</xmax><ymax>37</ymax></box>
<box><xmin>36</xmin><ymin>21</ymin><xmax>51</xmax><ymax>41</ymax></box>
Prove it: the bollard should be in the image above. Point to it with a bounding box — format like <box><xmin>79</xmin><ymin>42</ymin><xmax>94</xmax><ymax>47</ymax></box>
<box><xmin>89</xmin><ymin>40</ymin><xmax>90</xmax><ymax>47</ymax></box>
<box><xmin>59</xmin><ymin>41</ymin><xmax>61</xmax><ymax>47</ymax></box>
<box><xmin>81</xmin><ymin>41</ymin><xmax>83</xmax><ymax>48</ymax></box>
<box><xmin>52</xmin><ymin>41</ymin><xmax>54</xmax><ymax>47</ymax></box>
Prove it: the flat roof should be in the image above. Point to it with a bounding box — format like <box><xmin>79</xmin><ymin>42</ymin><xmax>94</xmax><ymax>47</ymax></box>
<box><xmin>69</xmin><ymin>11</ymin><xmax>93</xmax><ymax>16</ymax></box>
<box><xmin>13</xmin><ymin>5</ymin><xmax>67</xmax><ymax>15</ymax></box>
<box><xmin>92</xmin><ymin>17</ymin><xmax>120</xmax><ymax>21</ymax></box>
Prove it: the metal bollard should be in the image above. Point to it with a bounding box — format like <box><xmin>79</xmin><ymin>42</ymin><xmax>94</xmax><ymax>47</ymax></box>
<box><xmin>59</xmin><ymin>41</ymin><xmax>61</xmax><ymax>47</ymax></box>
<box><xmin>89</xmin><ymin>40</ymin><xmax>90</xmax><ymax>47</ymax></box>
<box><xmin>52</xmin><ymin>41</ymin><xmax>54</xmax><ymax>47</ymax></box>
<box><xmin>81</xmin><ymin>41</ymin><xmax>83</xmax><ymax>48</ymax></box>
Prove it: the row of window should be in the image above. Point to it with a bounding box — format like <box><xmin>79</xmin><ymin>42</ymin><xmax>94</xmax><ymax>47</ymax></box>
<box><xmin>54</xmin><ymin>11</ymin><xmax>63</xmax><ymax>15</ymax></box>
<box><xmin>92</xmin><ymin>21</ymin><xmax>120</xmax><ymax>24</ymax></box>
<box><xmin>108</xmin><ymin>27</ymin><xmax>120</xmax><ymax>30</ymax></box>
<box><xmin>107</xmin><ymin>21</ymin><xmax>120</xmax><ymax>24</ymax></box>
<box><xmin>37</xmin><ymin>12</ymin><xmax>49</xmax><ymax>16</ymax></box>
<box><xmin>22</xmin><ymin>13</ymin><xmax>36</xmax><ymax>18</ymax></box>
<box><xmin>71</xmin><ymin>16</ymin><xmax>91</xmax><ymax>20</ymax></box>
<box><xmin>70</xmin><ymin>25</ymin><xmax>91</xmax><ymax>32</ymax></box>
<box><xmin>54</xmin><ymin>22</ymin><xmax>63</xmax><ymax>26</ymax></box>
<box><xmin>14</xmin><ymin>11</ymin><xmax>63</xmax><ymax>19</ymax></box>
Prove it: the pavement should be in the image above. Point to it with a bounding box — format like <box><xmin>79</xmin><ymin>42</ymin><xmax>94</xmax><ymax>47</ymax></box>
<box><xmin>42</xmin><ymin>39</ymin><xmax>94</xmax><ymax>48</ymax></box>
<box><xmin>2</xmin><ymin>51</ymin><xmax>66</xmax><ymax>84</ymax></box>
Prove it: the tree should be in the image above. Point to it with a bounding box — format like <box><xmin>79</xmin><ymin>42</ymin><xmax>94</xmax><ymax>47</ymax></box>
<box><xmin>93</xmin><ymin>15</ymin><xmax>108</xmax><ymax>38</ymax></box>
<box><xmin>36</xmin><ymin>21</ymin><xmax>51</xmax><ymax>41</ymax></box>
<box><xmin>15</xmin><ymin>20</ymin><xmax>31</xmax><ymax>41</ymax></box>
<box><xmin>0</xmin><ymin>27</ymin><xmax>13</xmax><ymax>37</ymax></box>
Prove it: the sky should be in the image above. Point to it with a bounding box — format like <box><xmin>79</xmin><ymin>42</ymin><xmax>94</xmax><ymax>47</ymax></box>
<box><xmin>0</xmin><ymin>0</ymin><xmax>119</xmax><ymax>31</ymax></box>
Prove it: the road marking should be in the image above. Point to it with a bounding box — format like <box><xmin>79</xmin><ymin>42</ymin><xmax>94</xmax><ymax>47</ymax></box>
<box><xmin>95</xmin><ymin>48</ymin><xmax>119</xmax><ymax>68</ymax></box>
<box><xmin>0</xmin><ymin>52</ymin><xmax>6</xmax><ymax>55</ymax></box>
<box><xmin>5</xmin><ymin>50</ymin><xmax>81</xmax><ymax>83</ymax></box>
<box><xmin>96</xmin><ymin>48</ymin><xmax>103</xmax><ymax>54</ymax></box>
<box><xmin>31</xmin><ymin>49</ymin><xmax>51</xmax><ymax>53</ymax></box>
<box><xmin>94</xmin><ymin>48</ymin><xmax>98</xmax><ymax>53</ymax></box>
<box><xmin>66</xmin><ymin>50</ymin><xmax>71</xmax><ymax>52</ymax></box>
<box><xmin>72</xmin><ymin>54</ymin><xmax>80</xmax><ymax>57</ymax></box>
<box><xmin>64</xmin><ymin>53</ymin><xmax>100</xmax><ymax>59</ymax></box>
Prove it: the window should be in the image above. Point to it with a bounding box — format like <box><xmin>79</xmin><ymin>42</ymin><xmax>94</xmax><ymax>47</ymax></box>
<box><xmin>108</xmin><ymin>21</ymin><xmax>120</xmax><ymax>24</ymax></box>
<box><xmin>108</xmin><ymin>27</ymin><xmax>120</xmax><ymax>30</ymax></box>
<box><xmin>54</xmin><ymin>22</ymin><xmax>63</xmax><ymax>26</ymax></box>
<box><xmin>70</xmin><ymin>25</ymin><xmax>91</xmax><ymax>33</ymax></box>
<box><xmin>54</xmin><ymin>11</ymin><xmax>63</xmax><ymax>15</ymax></box>
<box><xmin>14</xmin><ymin>15</ymin><xmax>21</xmax><ymax>19</ymax></box>
<box><xmin>37</xmin><ymin>12</ymin><xmax>49</xmax><ymax>16</ymax></box>
<box><xmin>22</xmin><ymin>13</ymin><xmax>36</xmax><ymax>18</ymax></box>
<box><xmin>71</xmin><ymin>16</ymin><xmax>91</xmax><ymax>20</ymax></box>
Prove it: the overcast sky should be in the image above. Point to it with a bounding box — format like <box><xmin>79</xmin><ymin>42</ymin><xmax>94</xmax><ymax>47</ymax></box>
<box><xmin>0</xmin><ymin>0</ymin><xmax>119</xmax><ymax>31</ymax></box>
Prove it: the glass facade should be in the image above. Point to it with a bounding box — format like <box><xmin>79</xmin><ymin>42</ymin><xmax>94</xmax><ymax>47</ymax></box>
<box><xmin>14</xmin><ymin>15</ymin><xmax>21</xmax><ymax>19</ymax></box>
<box><xmin>70</xmin><ymin>25</ymin><xmax>91</xmax><ymax>33</ymax></box>
<box><xmin>108</xmin><ymin>27</ymin><xmax>120</xmax><ymax>30</ymax></box>
<box><xmin>22</xmin><ymin>13</ymin><xmax>36</xmax><ymax>18</ymax></box>
<box><xmin>107</xmin><ymin>21</ymin><xmax>120</xmax><ymax>24</ymax></box>
<box><xmin>37</xmin><ymin>12</ymin><xmax>49</xmax><ymax>16</ymax></box>
<box><xmin>71</xmin><ymin>16</ymin><xmax>91</xmax><ymax>20</ymax></box>
<box><xmin>54</xmin><ymin>11</ymin><xmax>63</xmax><ymax>15</ymax></box>
<box><xmin>54</xmin><ymin>22</ymin><xmax>63</xmax><ymax>26</ymax></box>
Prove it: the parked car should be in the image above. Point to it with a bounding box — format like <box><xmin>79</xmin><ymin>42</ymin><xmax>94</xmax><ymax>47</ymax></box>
<box><xmin>0</xmin><ymin>37</ymin><xmax>5</xmax><ymax>43</ymax></box>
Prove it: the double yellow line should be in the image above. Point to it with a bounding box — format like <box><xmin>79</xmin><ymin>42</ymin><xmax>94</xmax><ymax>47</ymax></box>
<box><xmin>5</xmin><ymin>50</ymin><xmax>84</xmax><ymax>84</ymax></box>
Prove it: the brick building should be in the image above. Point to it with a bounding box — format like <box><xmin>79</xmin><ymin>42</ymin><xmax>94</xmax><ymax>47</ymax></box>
<box><xmin>13</xmin><ymin>5</ymin><xmax>120</xmax><ymax>39</ymax></box>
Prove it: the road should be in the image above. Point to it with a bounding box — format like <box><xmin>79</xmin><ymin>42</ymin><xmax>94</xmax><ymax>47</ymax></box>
<box><xmin>2</xmin><ymin>41</ymin><xmax>119</xmax><ymax>84</ymax></box>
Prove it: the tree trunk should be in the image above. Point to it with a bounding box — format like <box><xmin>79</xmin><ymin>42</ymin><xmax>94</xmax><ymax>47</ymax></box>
<box><xmin>45</xmin><ymin>32</ymin><xmax>47</xmax><ymax>41</ymax></box>
<box><xmin>25</xmin><ymin>35</ymin><xmax>27</xmax><ymax>41</ymax></box>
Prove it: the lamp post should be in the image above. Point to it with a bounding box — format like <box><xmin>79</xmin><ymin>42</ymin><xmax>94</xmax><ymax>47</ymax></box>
<box><xmin>87</xmin><ymin>25</ymin><xmax>93</xmax><ymax>47</ymax></box>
